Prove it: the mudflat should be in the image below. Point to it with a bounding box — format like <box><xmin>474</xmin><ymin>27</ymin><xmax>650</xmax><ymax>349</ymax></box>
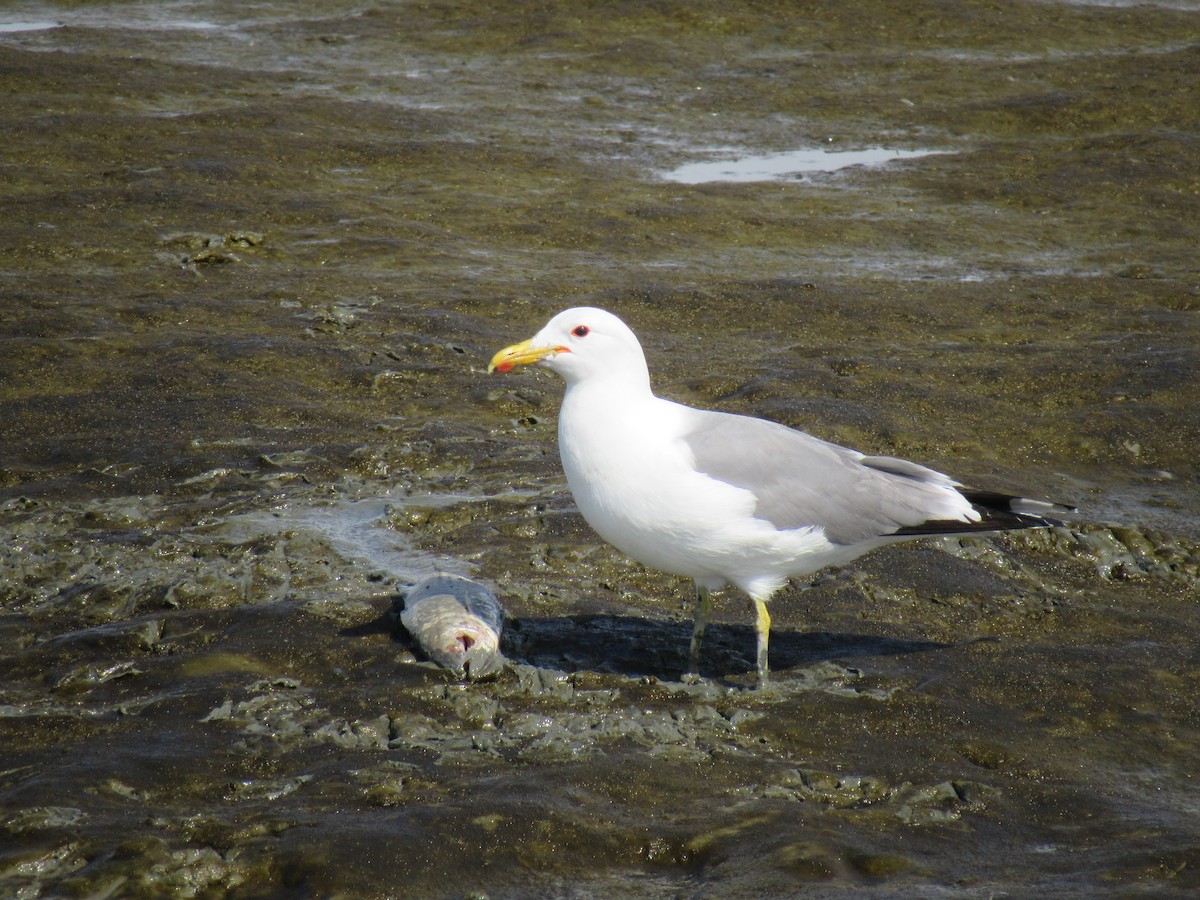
<box><xmin>2</xmin><ymin>2</ymin><xmax>1198</xmax><ymax>896</ymax></box>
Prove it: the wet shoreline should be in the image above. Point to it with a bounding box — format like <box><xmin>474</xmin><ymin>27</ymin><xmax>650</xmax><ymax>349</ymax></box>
<box><xmin>3</xmin><ymin>1</ymin><xmax>1199</xmax><ymax>896</ymax></box>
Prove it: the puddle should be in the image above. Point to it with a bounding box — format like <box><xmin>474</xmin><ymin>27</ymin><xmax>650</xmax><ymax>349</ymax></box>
<box><xmin>662</xmin><ymin>147</ymin><xmax>949</xmax><ymax>184</ymax></box>
<box><xmin>0</xmin><ymin>22</ymin><xmax>61</xmax><ymax>33</ymax></box>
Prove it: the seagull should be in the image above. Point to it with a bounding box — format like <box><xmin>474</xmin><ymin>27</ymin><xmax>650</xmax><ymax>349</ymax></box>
<box><xmin>489</xmin><ymin>307</ymin><xmax>1069</xmax><ymax>686</ymax></box>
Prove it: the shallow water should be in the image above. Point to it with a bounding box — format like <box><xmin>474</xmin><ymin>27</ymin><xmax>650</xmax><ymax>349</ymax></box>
<box><xmin>2</xmin><ymin>1</ymin><xmax>1199</xmax><ymax>896</ymax></box>
<box><xmin>661</xmin><ymin>147</ymin><xmax>948</xmax><ymax>184</ymax></box>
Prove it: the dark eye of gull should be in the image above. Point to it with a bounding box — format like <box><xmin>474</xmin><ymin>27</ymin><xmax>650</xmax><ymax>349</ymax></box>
<box><xmin>572</xmin><ymin>325</ymin><xmax>590</xmax><ymax>338</ymax></box>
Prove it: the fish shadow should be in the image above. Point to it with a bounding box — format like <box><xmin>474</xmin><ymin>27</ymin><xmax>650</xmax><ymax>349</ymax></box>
<box><xmin>503</xmin><ymin>613</ymin><xmax>958</xmax><ymax>683</ymax></box>
<box><xmin>339</xmin><ymin>599</ymin><xmax>397</xmax><ymax>638</ymax></box>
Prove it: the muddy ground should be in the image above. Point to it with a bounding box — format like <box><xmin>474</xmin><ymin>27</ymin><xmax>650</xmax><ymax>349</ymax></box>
<box><xmin>1</xmin><ymin>1</ymin><xmax>1199</xmax><ymax>897</ymax></box>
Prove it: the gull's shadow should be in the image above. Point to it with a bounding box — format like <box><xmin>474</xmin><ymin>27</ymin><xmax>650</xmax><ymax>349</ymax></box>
<box><xmin>502</xmin><ymin>613</ymin><xmax>958</xmax><ymax>682</ymax></box>
<box><xmin>339</xmin><ymin>600</ymin><xmax>967</xmax><ymax>682</ymax></box>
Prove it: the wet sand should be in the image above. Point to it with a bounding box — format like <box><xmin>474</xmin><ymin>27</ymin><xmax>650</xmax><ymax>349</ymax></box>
<box><xmin>2</xmin><ymin>1</ymin><xmax>1199</xmax><ymax>896</ymax></box>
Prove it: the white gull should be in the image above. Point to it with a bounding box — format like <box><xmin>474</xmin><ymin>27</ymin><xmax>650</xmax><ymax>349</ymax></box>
<box><xmin>489</xmin><ymin>307</ymin><xmax>1069</xmax><ymax>686</ymax></box>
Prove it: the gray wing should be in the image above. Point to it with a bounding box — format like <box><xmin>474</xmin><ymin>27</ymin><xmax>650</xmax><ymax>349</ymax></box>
<box><xmin>680</xmin><ymin>409</ymin><xmax>969</xmax><ymax>545</ymax></box>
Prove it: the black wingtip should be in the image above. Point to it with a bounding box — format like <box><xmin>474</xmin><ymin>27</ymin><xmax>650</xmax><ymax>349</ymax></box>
<box><xmin>892</xmin><ymin>489</ymin><xmax>1073</xmax><ymax>538</ymax></box>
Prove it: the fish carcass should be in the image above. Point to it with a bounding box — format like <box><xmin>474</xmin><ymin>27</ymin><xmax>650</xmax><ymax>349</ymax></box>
<box><xmin>393</xmin><ymin>574</ymin><xmax>507</xmax><ymax>680</ymax></box>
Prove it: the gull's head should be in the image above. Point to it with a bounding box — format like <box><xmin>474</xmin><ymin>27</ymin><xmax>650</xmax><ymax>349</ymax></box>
<box><xmin>488</xmin><ymin>307</ymin><xmax>649</xmax><ymax>387</ymax></box>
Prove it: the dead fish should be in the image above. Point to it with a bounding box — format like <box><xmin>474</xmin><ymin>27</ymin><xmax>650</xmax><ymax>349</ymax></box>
<box><xmin>393</xmin><ymin>574</ymin><xmax>506</xmax><ymax>680</ymax></box>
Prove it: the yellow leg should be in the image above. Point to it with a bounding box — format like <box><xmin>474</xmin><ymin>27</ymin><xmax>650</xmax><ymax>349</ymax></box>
<box><xmin>753</xmin><ymin>597</ymin><xmax>771</xmax><ymax>687</ymax></box>
<box><xmin>687</xmin><ymin>584</ymin><xmax>712</xmax><ymax>676</ymax></box>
